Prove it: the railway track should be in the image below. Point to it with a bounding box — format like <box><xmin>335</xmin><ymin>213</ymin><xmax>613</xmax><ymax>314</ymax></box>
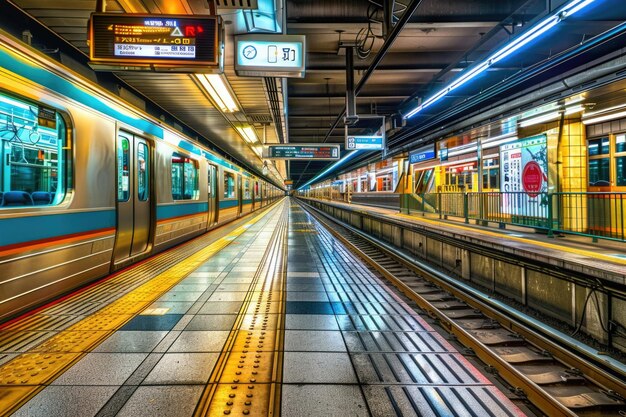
<box><xmin>298</xmin><ymin>199</ymin><xmax>626</xmax><ymax>417</ymax></box>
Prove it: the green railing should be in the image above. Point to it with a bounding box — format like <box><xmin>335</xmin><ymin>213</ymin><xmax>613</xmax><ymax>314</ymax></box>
<box><xmin>401</xmin><ymin>191</ymin><xmax>626</xmax><ymax>242</ymax></box>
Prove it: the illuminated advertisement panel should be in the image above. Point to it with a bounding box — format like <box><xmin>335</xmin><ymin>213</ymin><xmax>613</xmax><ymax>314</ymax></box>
<box><xmin>500</xmin><ymin>135</ymin><xmax>548</xmax><ymax>219</ymax></box>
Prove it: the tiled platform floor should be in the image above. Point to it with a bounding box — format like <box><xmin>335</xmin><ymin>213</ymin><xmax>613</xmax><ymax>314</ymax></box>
<box><xmin>3</xmin><ymin>199</ymin><xmax>525</xmax><ymax>416</ymax></box>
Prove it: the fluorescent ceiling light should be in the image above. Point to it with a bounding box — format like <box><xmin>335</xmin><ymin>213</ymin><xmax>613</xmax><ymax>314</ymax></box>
<box><xmin>195</xmin><ymin>74</ymin><xmax>239</xmax><ymax>113</ymax></box>
<box><xmin>519</xmin><ymin>111</ymin><xmax>562</xmax><ymax>127</ymax></box>
<box><xmin>235</xmin><ymin>125</ymin><xmax>259</xmax><ymax>144</ymax></box>
<box><xmin>404</xmin><ymin>0</ymin><xmax>598</xmax><ymax>119</ymax></box>
<box><xmin>583</xmin><ymin>102</ymin><xmax>626</xmax><ymax>117</ymax></box>
<box><xmin>564</xmin><ymin>104</ymin><xmax>585</xmax><ymax>115</ymax></box>
<box><xmin>582</xmin><ymin>110</ymin><xmax>626</xmax><ymax>125</ymax></box>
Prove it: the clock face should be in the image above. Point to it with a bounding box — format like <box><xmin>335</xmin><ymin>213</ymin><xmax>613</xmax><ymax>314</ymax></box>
<box><xmin>243</xmin><ymin>45</ymin><xmax>257</xmax><ymax>60</ymax></box>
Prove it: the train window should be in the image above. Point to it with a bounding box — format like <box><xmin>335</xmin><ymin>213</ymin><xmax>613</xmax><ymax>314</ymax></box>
<box><xmin>207</xmin><ymin>170</ymin><xmax>212</xmax><ymax>197</ymax></box>
<box><xmin>137</xmin><ymin>143</ymin><xmax>148</xmax><ymax>201</ymax></box>
<box><xmin>171</xmin><ymin>153</ymin><xmax>199</xmax><ymax>200</ymax></box>
<box><xmin>243</xmin><ymin>179</ymin><xmax>251</xmax><ymax>199</ymax></box>
<box><xmin>0</xmin><ymin>92</ymin><xmax>70</xmax><ymax>207</ymax></box>
<box><xmin>224</xmin><ymin>171</ymin><xmax>236</xmax><ymax>199</ymax></box>
<box><xmin>117</xmin><ymin>137</ymin><xmax>130</xmax><ymax>201</ymax></box>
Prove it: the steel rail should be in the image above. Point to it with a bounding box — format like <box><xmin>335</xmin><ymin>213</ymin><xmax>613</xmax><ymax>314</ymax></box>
<box><xmin>298</xmin><ymin>199</ymin><xmax>626</xmax><ymax>417</ymax></box>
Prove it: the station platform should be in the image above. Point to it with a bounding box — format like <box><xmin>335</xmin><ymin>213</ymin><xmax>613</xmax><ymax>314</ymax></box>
<box><xmin>0</xmin><ymin>198</ymin><xmax>526</xmax><ymax>417</ymax></box>
<box><xmin>301</xmin><ymin>198</ymin><xmax>626</xmax><ymax>286</ymax></box>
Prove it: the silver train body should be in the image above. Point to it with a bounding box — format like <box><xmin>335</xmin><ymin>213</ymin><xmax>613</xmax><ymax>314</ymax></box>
<box><xmin>0</xmin><ymin>31</ymin><xmax>282</xmax><ymax>322</ymax></box>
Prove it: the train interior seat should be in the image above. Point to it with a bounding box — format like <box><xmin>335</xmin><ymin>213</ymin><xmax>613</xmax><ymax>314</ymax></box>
<box><xmin>31</xmin><ymin>191</ymin><xmax>52</xmax><ymax>205</ymax></box>
<box><xmin>1</xmin><ymin>191</ymin><xmax>34</xmax><ymax>206</ymax></box>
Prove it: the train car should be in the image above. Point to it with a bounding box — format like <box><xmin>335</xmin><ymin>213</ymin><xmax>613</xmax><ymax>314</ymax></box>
<box><xmin>0</xmin><ymin>29</ymin><xmax>281</xmax><ymax>321</ymax></box>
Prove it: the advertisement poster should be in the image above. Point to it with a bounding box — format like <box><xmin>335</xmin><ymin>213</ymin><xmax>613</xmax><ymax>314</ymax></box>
<box><xmin>500</xmin><ymin>135</ymin><xmax>548</xmax><ymax>218</ymax></box>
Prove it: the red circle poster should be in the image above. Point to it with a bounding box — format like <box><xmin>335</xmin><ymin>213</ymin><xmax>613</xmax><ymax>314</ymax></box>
<box><xmin>522</xmin><ymin>161</ymin><xmax>543</xmax><ymax>197</ymax></box>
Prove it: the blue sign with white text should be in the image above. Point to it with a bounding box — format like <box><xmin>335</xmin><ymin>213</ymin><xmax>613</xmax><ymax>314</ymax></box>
<box><xmin>346</xmin><ymin>136</ymin><xmax>384</xmax><ymax>150</ymax></box>
<box><xmin>409</xmin><ymin>145</ymin><xmax>436</xmax><ymax>164</ymax></box>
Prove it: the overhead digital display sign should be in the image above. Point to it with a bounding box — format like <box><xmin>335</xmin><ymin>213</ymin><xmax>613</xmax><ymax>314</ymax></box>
<box><xmin>89</xmin><ymin>13</ymin><xmax>220</xmax><ymax>71</ymax></box>
<box><xmin>264</xmin><ymin>144</ymin><xmax>340</xmax><ymax>160</ymax></box>
<box><xmin>235</xmin><ymin>35</ymin><xmax>305</xmax><ymax>78</ymax></box>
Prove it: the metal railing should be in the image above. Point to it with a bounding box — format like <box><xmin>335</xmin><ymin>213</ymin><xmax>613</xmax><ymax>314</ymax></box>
<box><xmin>401</xmin><ymin>192</ymin><xmax>626</xmax><ymax>242</ymax></box>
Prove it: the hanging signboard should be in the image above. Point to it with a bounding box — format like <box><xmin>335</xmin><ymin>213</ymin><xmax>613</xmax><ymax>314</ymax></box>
<box><xmin>88</xmin><ymin>13</ymin><xmax>221</xmax><ymax>71</ymax></box>
<box><xmin>235</xmin><ymin>35</ymin><xmax>306</xmax><ymax>78</ymax></box>
<box><xmin>500</xmin><ymin>135</ymin><xmax>548</xmax><ymax>218</ymax></box>
<box><xmin>264</xmin><ymin>144</ymin><xmax>340</xmax><ymax>160</ymax></box>
<box><xmin>345</xmin><ymin>116</ymin><xmax>385</xmax><ymax>151</ymax></box>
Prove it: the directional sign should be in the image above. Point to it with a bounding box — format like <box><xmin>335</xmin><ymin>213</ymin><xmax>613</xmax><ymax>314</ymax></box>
<box><xmin>345</xmin><ymin>115</ymin><xmax>385</xmax><ymax>151</ymax></box>
<box><xmin>235</xmin><ymin>35</ymin><xmax>305</xmax><ymax>78</ymax></box>
<box><xmin>89</xmin><ymin>13</ymin><xmax>220</xmax><ymax>71</ymax></box>
<box><xmin>346</xmin><ymin>136</ymin><xmax>384</xmax><ymax>150</ymax></box>
<box><xmin>264</xmin><ymin>144</ymin><xmax>340</xmax><ymax>160</ymax></box>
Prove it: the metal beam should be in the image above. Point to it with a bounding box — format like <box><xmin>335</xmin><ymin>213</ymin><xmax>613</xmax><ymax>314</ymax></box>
<box><xmin>295</xmin><ymin>0</ymin><xmax>424</xmax><ymax>187</ymax></box>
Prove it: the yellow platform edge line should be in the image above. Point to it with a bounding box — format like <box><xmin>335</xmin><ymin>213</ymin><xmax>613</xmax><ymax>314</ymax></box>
<box><xmin>394</xmin><ymin>212</ymin><xmax>626</xmax><ymax>266</ymax></box>
<box><xmin>0</xmin><ymin>204</ymin><xmax>279</xmax><ymax>417</ymax></box>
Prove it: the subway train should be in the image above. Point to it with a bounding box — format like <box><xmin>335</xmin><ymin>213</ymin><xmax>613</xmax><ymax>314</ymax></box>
<box><xmin>0</xmin><ymin>30</ymin><xmax>282</xmax><ymax>322</ymax></box>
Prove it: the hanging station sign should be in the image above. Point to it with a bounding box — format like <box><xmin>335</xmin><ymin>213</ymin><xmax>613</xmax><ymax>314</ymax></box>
<box><xmin>264</xmin><ymin>144</ymin><xmax>340</xmax><ymax>160</ymax></box>
<box><xmin>88</xmin><ymin>13</ymin><xmax>221</xmax><ymax>71</ymax></box>
<box><xmin>235</xmin><ymin>35</ymin><xmax>306</xmax><ymax>78</ymax></box>
<box><xmin>345</xmin><ymin>116</ymin><xmax>385</xmax><ymax>151</ymax></box>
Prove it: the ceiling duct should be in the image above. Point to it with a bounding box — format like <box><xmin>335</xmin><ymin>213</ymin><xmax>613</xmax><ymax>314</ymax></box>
<box><xmin>216</xmin><ymin>0</ymin><xmax>259</xmax><ymax>9</ymax></box>
<box><xmin>241</xmin><ymin>0</ymin><xmax>283</xmax><ymax>33</ymax></box>
<box><xmin>247</xmin><ymin>114</ymin><xmax>274</xmax><ymax>124</ymax></box>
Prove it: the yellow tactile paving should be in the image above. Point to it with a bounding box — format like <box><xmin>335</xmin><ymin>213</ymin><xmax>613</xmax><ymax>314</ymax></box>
<box><xmin>196</xmin><ymin>206</ymin><xmax>288</xmax><ymax>417</ymax></box>
<box><xmin>0</xmin><ymin>353</ymin><xmax>81</xmax><ymax>385</ymax></box>
<box><xmin>0</xmin><ymin>205</ymin><xmax>277</xmax><ymax>417</ymax></box>
<box><xmin>395</xmin><ymin>212</ymin><xmax>626</xmax><ymax>266</ymax></box>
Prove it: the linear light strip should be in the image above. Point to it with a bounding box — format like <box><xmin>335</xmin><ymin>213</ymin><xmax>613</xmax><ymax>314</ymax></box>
<box><xmin>404</xmin><ymin>0</ymin><xmax>599</xmax><ymax>119</ymax></box>
<box><xmin>195</xmin><ymin>74</ymin><xmax>239</xmax><ymax>113</ymax></box>
<box><xmin>582</xmin><ymin>109</ymin><xmax>626</xmax><ymax>125</ymax></box>
<box><xmin>299</xmin><ymin>151</ymin><xmax>361</xmax><ymax>190</ymax></box>
<box><xmin>235</xmin><ymin>125</ymin><xmax>258</xmax><ymax>144</ymax></box>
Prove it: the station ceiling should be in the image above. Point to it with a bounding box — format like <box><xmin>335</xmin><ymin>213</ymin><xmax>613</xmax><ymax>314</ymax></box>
<box><xmin>7</xmin><ymin>0</ymin><xmax>626</xmax><ymax>188</ymax></box>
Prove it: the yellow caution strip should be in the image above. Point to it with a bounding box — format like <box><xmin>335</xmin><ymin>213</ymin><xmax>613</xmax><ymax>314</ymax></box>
<box><xmin>395</xmin><ymin>212</ymin><xmax>626</xmax><ymax>266</ymax></box>
<box><xmin>194</xmin><ymin>204</ymin><xmax>288</xmax><ymax>417</ymax></box>
<box><xmin>0</xmin><ymin>205</ymin><xmax>278</xmax><ymax>417</ymax></box>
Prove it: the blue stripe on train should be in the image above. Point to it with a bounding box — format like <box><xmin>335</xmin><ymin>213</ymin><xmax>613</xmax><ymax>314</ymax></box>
<box><xmin>0</xmin><ymin>210</ymin><xmax>116</xmax><ymax>247</ymax></box>
<box><xmin>0</xmin><ymin>48</ymin><xmax>163</xmax><ymax>138</ymax></box>
<box><xmin>0</xmin><ymin>46</ymin><xmax>245</xmax><ymax>174</ymax></box>
<box><xmin>157</xmin><ymin>202</ymin><xmax>208</xmax><ymax>220</ymax></box>
<box><xmin>219</xmin><ymin>199</ymin><xmax>239</xmax><ymax>209</ymax></box>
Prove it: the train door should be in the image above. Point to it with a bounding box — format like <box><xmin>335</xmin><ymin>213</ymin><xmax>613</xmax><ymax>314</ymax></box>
<box><xmin>207</xmin><ymin>164</ymin><xmax>218</xmax><ymax>226</ymax></box>
<box><xmin>113</xmin><ymin>132</ymin><xmax>152</xmax><ymax>264</ymax></box>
